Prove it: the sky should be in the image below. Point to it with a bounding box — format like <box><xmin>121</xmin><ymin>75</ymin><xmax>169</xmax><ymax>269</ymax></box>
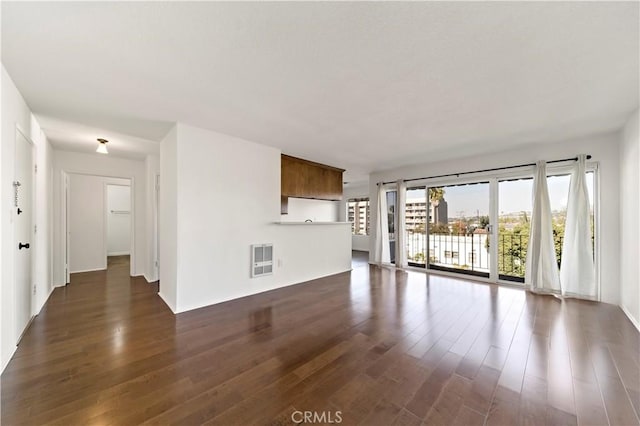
<box><xmin>405</xmin><ymin>172</ymin><xmax>595</xmax><ymax>218</ymax></box>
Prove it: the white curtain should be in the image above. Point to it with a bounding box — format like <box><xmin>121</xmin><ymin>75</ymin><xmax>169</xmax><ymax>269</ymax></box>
<box><xmin>374</xmin><ymin>184</ymin><xmax>390</xmax><ymax>264</ymax></box>
<box><xmin>560</xmin><ymin>155</ymin><xmax>596</xmax><ymax>298</ymax></box>
<box><xmin>396</xmin><ymin>180</ymin><xmax>407</xmax><ymax>268</ymax></box>
<box><xmin>525</xmin><ymin>161</ymin><xmax>561</xmax><ymax>293</ymax></box>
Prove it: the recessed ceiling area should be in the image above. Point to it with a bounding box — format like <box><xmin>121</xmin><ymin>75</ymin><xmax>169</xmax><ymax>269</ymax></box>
<box><xmin>35</xmin><ymin>115</ymin><xmax>160</xmax><ymax>159</ymax></box>
<box><xmin>2</xmin><ymin>2</ymin><xmax>638</xmax><ymax>179</ymax></box>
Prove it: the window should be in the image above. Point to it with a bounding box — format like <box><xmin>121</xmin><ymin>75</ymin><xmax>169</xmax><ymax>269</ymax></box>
<box><xmin>347</xmin><ymin>198</ymin><xmax>370</xmax><ymax>236</ymax></box>
<box><xmin>497</xmin><ymin>170</ymin><xmax>595</xmax><ymax>282</ymax></box>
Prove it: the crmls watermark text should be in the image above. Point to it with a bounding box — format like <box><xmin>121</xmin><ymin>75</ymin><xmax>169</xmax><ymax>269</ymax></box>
<box><xmin>291</xmin><ymin>410</ymin><xmax>343</xmax><ymax>424</ymax></box>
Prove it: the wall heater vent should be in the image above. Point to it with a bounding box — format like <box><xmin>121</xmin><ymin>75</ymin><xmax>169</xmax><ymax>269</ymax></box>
<box><xmin>251</xmin><ymin>244</ymin><xmax>273</xmax><ymax>278</ymax></box>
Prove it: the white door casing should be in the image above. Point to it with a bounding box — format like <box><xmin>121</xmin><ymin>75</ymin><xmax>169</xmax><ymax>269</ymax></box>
<box><xmin>14</xmin><ymin>129</ymin><xmax>35</xmax><ymax>342</ymax></box>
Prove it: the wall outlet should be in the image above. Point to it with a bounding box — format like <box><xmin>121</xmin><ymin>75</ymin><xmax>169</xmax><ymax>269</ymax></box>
<box><xmin>33</xmin><ymin>285</ymin><xmax>36</xmax><ymax>295</ymax></box>
<box><xmin>277</xmin><ymin>259</ymin><xmax>283</xmax><ymax>267</ymax></box>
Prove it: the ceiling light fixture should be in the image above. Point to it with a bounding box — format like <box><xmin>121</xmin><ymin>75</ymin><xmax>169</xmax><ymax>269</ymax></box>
<box><xmin>96</xmin><ymin>138</ymin><xmax>109</xmax><ymax>154</ymax></box>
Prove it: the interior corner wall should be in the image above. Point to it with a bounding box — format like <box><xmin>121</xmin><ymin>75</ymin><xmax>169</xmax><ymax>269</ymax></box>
<box><xmin>620</xmin><ymin>109</ymin><xmax>640</xmax><ymax>328</ymax></box>
<box><xmin>1</xmin><ymin>65</ymin><xmax>54</xmax><ymax>373</ymax></box>
<box><xmin>173</xmin><ymin>123</ymin><xmax>280</xmax><ymax>313</ymax></box>
<box><xmin>52</xmin><ymin>151</ymin><xmax>147</xmax><ymax>285</ymax></box>
<box><xmin>145</xmin><ymin>154</ymin><xmax>160</xmax><ymax>283</ymax></box>
<box><xmin>368</xmin><ymin>132</ymin><xmax>622</xmax><ymax>305</ymax></box>
<box><xmin>163</xmin><ymin>123</ymin><xmax>351</xmax><ymax>314</ymax></box>
<box><xmin>340</xmin><ymin>183</ymin><xmax>371</xmax><ymax>252</ymax></box>
<box><xmin>158</xmin><ymin>126</ymin><xmax>178</xmax><ymax>312</ymax></box>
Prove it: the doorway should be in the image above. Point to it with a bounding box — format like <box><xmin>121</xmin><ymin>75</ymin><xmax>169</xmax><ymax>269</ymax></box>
<box><xmin>106</xmin><ymin>184</ymin><xmax>131</xmax><ymax>258</ymax></box>
<box><xmin>14</xmin><ymin>129</ymin><xmax>35</xmax><ymax>341</ymax></box>
<box><xmin>64</xmin><ymin>173</ymin><xmax>134</xmax><ymax>280</ymax></box>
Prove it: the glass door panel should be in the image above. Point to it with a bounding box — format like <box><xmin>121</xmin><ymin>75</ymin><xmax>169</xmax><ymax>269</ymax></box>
<box><xmin>406</xmin><ymin>187</ymin><xmax>427</xmax><ymax>267</ymax></box>
<box><xmin>427</xmin><ymin>182</ymin><xmax>491</xmax><ymax>278</ymax></box>
<box><xmin>386</xmin><ymin>190</ymin><xmax>397</xmax><ymax>264</ymax></box>
<box><xmin>498</xmin><ymin>178</ymin><xmax>533</xmax><ymax>282</ymax></box>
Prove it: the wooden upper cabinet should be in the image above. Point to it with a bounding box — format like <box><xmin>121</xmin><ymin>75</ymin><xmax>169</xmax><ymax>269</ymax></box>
<box><xmin>281</xmin><ymin>154</ymin><xmax>344</xmax><ymax>201</ymax></box>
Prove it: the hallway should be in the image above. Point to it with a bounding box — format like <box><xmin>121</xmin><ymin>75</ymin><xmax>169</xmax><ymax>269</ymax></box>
<box><xmin>1</xmin><ymin>259</ymin><xmax>639</xmax><ymax>425</ymax></box>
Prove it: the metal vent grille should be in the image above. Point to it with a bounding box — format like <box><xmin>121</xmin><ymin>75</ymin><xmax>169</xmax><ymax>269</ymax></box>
<box><xmin>251</xmin><ymin>244</ymin><xmax>273</xmax><ymax>277</ymax></box>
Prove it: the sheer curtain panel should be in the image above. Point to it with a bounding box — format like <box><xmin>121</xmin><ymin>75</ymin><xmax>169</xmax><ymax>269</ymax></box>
<box><xmin>560</xmin><ymin>154</ymin><xmax>596</xmax><ymax>298</ymax></box>
<box><xmin>525</xmin><ymin>161</ymin><xmax>562</xmax><ymax>293</ymax></box>
<box><xmin>374</xmin><ymin>184</ymin><xmax>390</xmax><ymax>264</ymax></box>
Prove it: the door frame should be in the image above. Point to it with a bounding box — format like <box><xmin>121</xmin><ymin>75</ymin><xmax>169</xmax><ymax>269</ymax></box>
<box><xmin>62</xmin><ymin>171</ymin><xmax>136</xmax><ymax>280</ymax></box>
<box><xmin>14</xmin><ymin>125</ymin><xmax>36</xmax><ymax>341</ymax></box>
<box><xmin>154</xmin><ymin>174</ymin><xmax>160</xmax><ymax>281</ymax></box>
<box><xmin>423</xmin><ymin>179</ymin><xmax>493</xmax><ymax>280</ymax></box>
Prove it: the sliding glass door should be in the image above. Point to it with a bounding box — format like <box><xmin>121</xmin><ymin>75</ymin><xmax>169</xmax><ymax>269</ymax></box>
<box><xmin>498</xmin><ymin>178</ymin><xmax>533</xmax><ymax>282</ymax></box>
<box><xmin>401</xmin><ymin>182</ymin><xmax>493</xmax><ymax>278</ymax></box>
<box><xmin>406</xmin><ymin>187</ymin><xmax>427</xmax><ymax>267</ymax></box>
<box><xmin>496</xmin><ymin>172</ymin><xmax>595</xmax><ymax>283</ymax></box>
<box><xmin>398</xmin><ymin>166</ymin><xmax>596</xmax><ymax>289</ymax></box>
<box><xmin>426</xmin><ymin>182</ymin><xmax>491</xmax><ymax>278</ymax></box>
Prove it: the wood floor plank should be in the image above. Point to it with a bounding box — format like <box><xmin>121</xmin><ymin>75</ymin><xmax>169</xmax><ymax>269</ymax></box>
<box><xmin>573</xmin><ymin>378</ymin><xmax>609</xmax><ymax>426</ymax></box>
<box><xmin>2</xmin><ymin>255</ymin><xmax>638</xmax><ymax>426</ymax></box>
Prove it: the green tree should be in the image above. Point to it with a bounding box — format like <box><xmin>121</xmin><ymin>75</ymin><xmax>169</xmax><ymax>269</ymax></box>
<box><xmin>479</xmin><ymin>215</ymin><xmax>490</xmax><ymax>228</ymax></box>
<box><xmin>429</xmin><ymin>187</ymin><xmax>445</xmax><ymax>203</ymax></box>
<box><xmin>428</xmin><ymin>222</ymin><xmax>449</xmax><ymax>234</ymax></box>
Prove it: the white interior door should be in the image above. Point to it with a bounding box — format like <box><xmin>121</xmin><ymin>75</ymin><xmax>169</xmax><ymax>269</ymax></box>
<box><xmin>14</xmin><ymin>130</ymin><xmax>34</xmax><ymax>341</ymax></box>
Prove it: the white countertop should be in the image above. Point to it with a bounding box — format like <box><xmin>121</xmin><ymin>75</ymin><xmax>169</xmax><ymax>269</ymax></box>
<box><xmin>275</xmin><ymin>221</ymin><xmax>351</xmax><ymax>225</ymax></box>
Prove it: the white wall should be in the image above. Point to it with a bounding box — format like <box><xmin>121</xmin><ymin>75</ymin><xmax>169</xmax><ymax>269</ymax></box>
<box><xmin>340</xmin><ymin>183</ymin><xmax>371</xmax><ymax>252</ymax></box>
<box><xmin>68</xmin><ymin>174</ymin><xmax>104</xmax><ymax>272</ymax></box>
<box><xmin>276</xmin><ymin>224</ymin><xmax>352</xmax><ymax>286</ymax></box>
<box><xmin>52</xmin><ymin>151</ymin><xmax>147</xmax><ymax>284</ymax></box>
<box><xmin>620</xmin><ymin>109</ymin><xmax>640</xmax><ymax>328</ymax></box>
<box><xmin>280</xmin><ymin>198</ymin><xmax>339</xmax><ymax>222</ymax></box>
<box><xmin>369</xmin><ymin>132</ymin><xmax>621</xmax><ymax>305</ymax></box>
<box><xmin>174</xmin><ymin>123</ymin><xmax>279</xmax><ymax>313</ymax></box>
<box><xmin>145</xmin><ymin>154</ymin><xmax>160</xmax><ymax>282</ymax></box>
<box><xmin>1</xmin><ymin>66</ymin><xmax>54</xmax><ymax>373</ymax></box>
<box><xmin>160</xmin><ymin>123</ymin><xmax>351</xmax><ymax>313</ymax></box>
<box><xmin>106</xmin><ymin>184</ymin><xmax>131</xmax><ymax>256</ymax></box>
<box><xmin>159</xmin><ymin>127</ymin><xmax>178</xmax><ymax>311</ymax></box>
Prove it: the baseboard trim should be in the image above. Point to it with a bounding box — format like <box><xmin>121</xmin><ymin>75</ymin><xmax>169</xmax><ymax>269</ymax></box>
<box><xmin>35</xmin><ymin>286</ymin><xmax>56</xmax><ymax>315</ymax></box>
<box><xmin>69</xmin><ymin>267</ymin><xmax>106</xmax><ymax>274</ymax></box>
<box><xmin>621</xmin><ymin>304</ymin><xmax>640</xmax><ymax>332</ymax></box>
<box><xmin>157</xmin><ymin>291</ymin><xmax>176</xmax><ymax>313</ymax></box>
<box><xmin>143</xmin><ymin>274</ymin><xmax>158</xmax><ymax>283</ymax></box>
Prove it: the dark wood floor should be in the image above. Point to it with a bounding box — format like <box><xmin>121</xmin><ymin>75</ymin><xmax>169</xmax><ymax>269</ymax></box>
<box><xmin>2</xmin><ymin>255</ymin><xmax>639</xmax><ymax>425</ymax></box>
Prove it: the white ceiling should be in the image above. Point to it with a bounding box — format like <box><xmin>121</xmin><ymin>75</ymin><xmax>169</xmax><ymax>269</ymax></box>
<box><xmin>34</xmin><ymin>115</ymin><xmax>161</xmax><ymax>160</ymax></box>
<box><xmin>2</xmin><ymin>2</ymin><xmax>638</xmax><ymax>181</ymax></box>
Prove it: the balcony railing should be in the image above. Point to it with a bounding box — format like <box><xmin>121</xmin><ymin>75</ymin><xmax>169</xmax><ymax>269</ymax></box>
<box><xmin>404</xmin><ymin>231</ymin><xmax>568</xmax><ymax>282</ymax></box>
